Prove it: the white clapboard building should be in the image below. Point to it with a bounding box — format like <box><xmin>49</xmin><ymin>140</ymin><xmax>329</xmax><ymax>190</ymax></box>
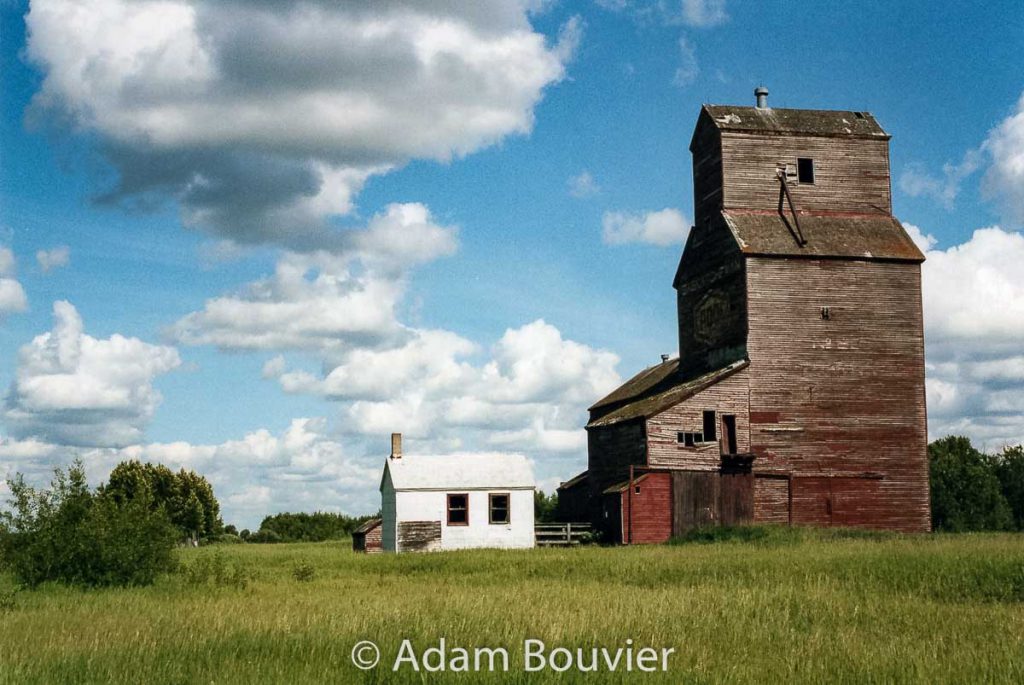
<box><xmin>379</xmin><ymin>434</ymin><xmax>535</xmax><ymax>552</ymax></box>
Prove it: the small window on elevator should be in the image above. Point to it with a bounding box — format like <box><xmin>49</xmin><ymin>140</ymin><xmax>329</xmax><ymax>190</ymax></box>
<box><xmin>797</xmin><ymin>158</ymin><xmax>815</xmax><ymax>184</ymax></box>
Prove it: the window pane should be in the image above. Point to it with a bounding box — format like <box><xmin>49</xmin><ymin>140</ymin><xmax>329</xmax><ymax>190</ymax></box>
<box><xmin>448</xmin><ymin>494</ymin><xmax>468</xmax><ymax>525</ymax></box>
<box><xmin>489</xmin><ymin>493</ymin><xmax>510</xmax><ymax>524</ymax></box>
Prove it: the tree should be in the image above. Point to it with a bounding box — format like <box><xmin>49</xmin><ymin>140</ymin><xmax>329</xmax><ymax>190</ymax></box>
<box><xmin>994</xmin><ymin>445</ymin><xmax>1024</xmax><ymax>530</ymax></box>
<box><xmin>102</xmin><ymin>460</ymin><xmax>223</xmax><ymax>540</ymax></box>
<box><xmin>534</xmin><ymin>490</ymin><xmax>558</xmax><ymax>523</ymax></box>
<box><xmin>1</xmin><ymin>461</ymin><xmax>177</xmax><ymax>588</ymax></box>
<box><xmin>929</xmin><ymin>436</ymin><xmax>1012</xmax><ymax>532</ymax></box>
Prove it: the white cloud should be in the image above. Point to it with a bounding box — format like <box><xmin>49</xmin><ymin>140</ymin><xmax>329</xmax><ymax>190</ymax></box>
<box><xmin>568</xmin><ymin>170</ymin><xmax>600</xmax><ymax>198</ymax></box>
<box><xmin>0</xmin><ymin>247</ymin><xmax>28</xmax><ymax>316</ymax></box>
<box><xmin>3</xmin><ymin>301</ymin><xmax>181</xmax><ymax>447</ymax></box>
<box><xmin>922</xmin><ymin>227</ymin><xmax>1024</xmax><ymax>343</ymax></box>
<box><xmin>899</xmin><ymin>150</ymin><xmax>981</xmax><ymax>210</ymax></box>
<box><xmin>680</xmin><ymin>0</ymin><xmax>728</xmax><ymax>28</ymax></box>
<box><xmin>282</xmin><ymin>319</ymin><xmax>620</xmax><ymax>456</ymax></box>
<box><xmin>602</xmin><ymin>208</ymin><xmax>690</xmax><ymax>246</ymax></box>
<box><xmin>595</xmin><ymin>1</ymin><xmax>728</xmax><ymax>28</ymax></box>
<box><xmin>0</xmin><ymin>418</ymin><xmax>384</xmax><ymax>528</ymax></box>
<box><xmin>25</xmin><ymin>0</ymin><xmax>580</xmax><ymax>249</ymax></box>
<box><xmin>902</xmin><ymin>222</ymin><xmax>938</xmax><ymax>252</ymax></box>
<box><xmin>919</xmin><ymin>225</ymin><xmax>1024</xmax><ymax>450</ymax></box>
<box><xmin>982</xmin><ymin>92</ymin><xmax>1024</xmax><ymax>225</ymax></box>
<box><xmin>170</xmin><ymin>203</ymin><xmax>457</xmax><ymax>352</ymax></box>
<box><xmin>672</xmin><ymin>37</ymin><xmax>699</xmax><ymax>87</ymax></box>
<box><xmin>36</xmin><ymin>245</ymin><xmax>70</xmax><ymax>273</ymax></box>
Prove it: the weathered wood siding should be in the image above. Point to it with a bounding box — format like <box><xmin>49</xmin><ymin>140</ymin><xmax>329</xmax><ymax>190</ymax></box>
<box><xmin>353</xmin><ymin>523</ymin><xmax>382</xmax><ymax>553</ymax></box>
<box><xmin>587</xmin><ymin>420</ymin><xmax>646</xmax><ymax>501</ymax></box>
<box><xmin>620</xmin><ymin>472</ymin><xmax>673</xmax><ymax>544</ymax></box>
<box><xmin>646</xmin><ymin>367</ymin><xmax>750</xmax><ymax>470</ymax></box>
<box><xmin>720</xmin><ymin>133</ymin><xmax>892</xmax><ymax>215</ymax></box>
<box><xmin>718</xmin><ymin>470</ymin><xmax>754</xmax><ymax>526</ymax></box>
<box><xmin>746</xmin><ymin>258</ymin><xmax>930</xmax><ymax>532</ymax></box>
<box><xmin>671</xmin><ymin>471</ymin><xmax>719</xmax><ymax>532</ymax></box>
<box><xmin>397</xmin><ymin>521</ymin><xmax>442</xmax><ymax>552</ymax></box>
<box><xmin>675</xmin><ymin>217</ymin><xmax>748</xmax><ymax>377</ymax></box>
<box><xmin>691</xmin><ymin>118</ymin><xmax>724</xmax><ymax>223</ymax></box>
<box><xmin>753</xmin><ymin>475</ymin><xmax>790</xmax><ymax>524</ymax></box>
<box><xmin>556</xmin><ymin>479</ymin><xmax>591</xmax><ymax>523</ymax></box>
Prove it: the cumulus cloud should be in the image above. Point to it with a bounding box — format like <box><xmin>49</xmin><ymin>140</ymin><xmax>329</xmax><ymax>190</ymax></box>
<box><xmin>0</xmin><ymin>247</ymin><xmax>28</xmax><ymax>316</ymax></box>
<box><xmin>3</xmin><ymin>301</ymin><xmax>181</xmax><ymax>447</ymax></box>
<box><xmin>919</xmin><ymin>225</ymin><xmax>1024</xmax><ymax>449</ymax></box>
<box><xmin>602</xmin><ymin>208</ymin><xmax>690</xmax><ymax>246</ymax></box>
<box><xmin>568</xmin><ymin>170</ymin><xmax>600</xmax><ymax>198</ymax></box>
<box><xmin>899</xmin><ymin>150</ymin><xmax>981</xmax><ymax>210</ymax></box>
<box><xmin>25</xmin><ymin>0</ymin><xmax>580</xmax><ymax>250</ymax></box>
<box><xmin>982</xmin><ymin>93</ymin><xmax>1024</xmax><ymax>225</ymax></box>
<box><xmin>277</xmin><ymin>319</ymin><xmax>620</xmax><ymax>456</ymax></box>
<box><xmin>0</xmin><ymin>418</ymin><xmax>385</xmax><ymax>527</ymax></box>
<box><xmin>36</xmin><ymin>245</ymin><xmax>70</xmax><ymax>273</ymax></box>
<box><xmin>170</xmin><ymin>203</ymin><xmax>457</xmax><ymax>352</ymax></box>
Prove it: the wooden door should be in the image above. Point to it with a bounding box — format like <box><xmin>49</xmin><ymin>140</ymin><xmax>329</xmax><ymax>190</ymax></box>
<box><xmin>722</xmin><ymin>415</ymin><xmax>738</xmax><ymax>454</ymax></box>
<box><xmin>672</xmin><ymin>471</ymin><xmax>719</xmax><ymax>534</ymax></box>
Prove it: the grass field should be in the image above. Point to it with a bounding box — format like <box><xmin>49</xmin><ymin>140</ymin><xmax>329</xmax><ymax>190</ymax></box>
<box><xmin>1</xmin><ymin>529</ymin><xmax>1023</xmax><ymax>683</ymax></box>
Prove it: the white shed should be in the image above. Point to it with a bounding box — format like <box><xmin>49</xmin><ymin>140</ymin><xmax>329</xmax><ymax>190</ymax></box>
<box><xmin>379</xmin><ymin>434</ymin><xmax>535</xmax><ymax>552</ymax></box>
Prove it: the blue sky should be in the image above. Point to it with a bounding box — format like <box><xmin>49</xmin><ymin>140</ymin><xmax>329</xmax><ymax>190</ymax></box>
<box><xmin>1</xmin><ymin>0</ymin><xmax>1022</xmax><ymax>527</ymax></box>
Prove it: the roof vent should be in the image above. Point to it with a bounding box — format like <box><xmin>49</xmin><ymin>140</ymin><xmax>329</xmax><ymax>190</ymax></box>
<box><xmin>754</xmin><ymin>85</ymin><xmax>769</xmax><ymax>110</ymax></box>
<box><xmin>661</xmin><ymin>354</ymin><xmax>670</xmax><ymax>363</ymax></box>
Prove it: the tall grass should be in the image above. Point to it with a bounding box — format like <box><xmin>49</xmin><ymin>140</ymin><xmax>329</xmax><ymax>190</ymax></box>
<box><xmin>1</xmin><ymin>531</ymin><xmax>1022</xmax><ymax>683</ymax></box>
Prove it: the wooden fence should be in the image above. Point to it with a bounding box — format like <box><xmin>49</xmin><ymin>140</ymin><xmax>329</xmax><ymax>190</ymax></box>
<box><xmin>535</xmin><ymin>523</ymin><xmax>592</xmax><ymax>547</ymax></box>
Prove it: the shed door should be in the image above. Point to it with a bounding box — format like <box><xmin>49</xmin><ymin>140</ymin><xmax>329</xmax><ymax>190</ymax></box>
<box><xmin>672</xmin><ymin>471</ymin><xmax>719</xmax><ymax>534</ymax></box>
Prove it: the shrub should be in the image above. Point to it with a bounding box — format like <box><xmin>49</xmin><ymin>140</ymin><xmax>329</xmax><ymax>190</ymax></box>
<box><xmin>1</xmin><ymin>461</ymin><xmax>178</xmax><ymax>588</ymax></box>
<box><xmin>239</xmin><ymin>529</ymin><xmax>251</xmax><ymax>541</ymax></box>
<box><xmin>210</xmin><ymin>533</ymin><xmax>242</xmax><ymax>545</ymax></box>
<box><xmin>0</xmin><ymin>587</ymin><xmax>17</xmax><ymax>613</ymax></box>
<box><xmin>292</xmin><ymin>562</ymin><xmax>315</xmax><ymax>583</ymax></box>
<box><xmin>180</xmin><ymin>551</ymin><xmax>253</xmax><ymax>590</ymax></box>
<box><xmin>247</xmin><ymin>529</ymin><xmax>281</xmax><ymax>544</ymax></box>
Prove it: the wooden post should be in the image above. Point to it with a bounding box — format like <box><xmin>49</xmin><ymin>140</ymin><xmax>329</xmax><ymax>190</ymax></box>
<box><xmin>627</xmin><ymin>464</ymin><xmax>634</xmax><ymax>545</ymax></box>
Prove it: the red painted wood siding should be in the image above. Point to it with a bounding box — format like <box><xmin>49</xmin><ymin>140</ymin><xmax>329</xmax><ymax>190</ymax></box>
<box><xmin>746</xmin><ymin>258</ymin><xmax>930</xmax><ymax>532</ymax></box>
<box><xmin>621</xmin><ymin>472</ymin><xmax>673</xmax><ymax>544</ymax></box>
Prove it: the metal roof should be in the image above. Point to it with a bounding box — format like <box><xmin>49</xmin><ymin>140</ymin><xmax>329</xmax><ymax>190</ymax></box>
<box><xmin>722</xmin><ymin>210</ymin><xmax>925</xmax><ymax>262</ymax></box>
<box><xmin>700</xmin><ymin>105</ymin><xmax>889</xmax><ymax>139</ymax></box>
<box><xmin>381</xmin><ymin>453</ymin><xmax>535</xmax><ymax>491</ymax></box>
<box><xmin>587</xmin><ymin>360</ymin><xmax>749</xmax><ymax>428</ymax></box>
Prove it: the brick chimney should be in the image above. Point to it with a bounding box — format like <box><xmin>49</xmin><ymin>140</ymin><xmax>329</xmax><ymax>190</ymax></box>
<box><xmin>390</xmin><ymin>432</ymin><xmax>402</xmax><ymax>459</ymax></box>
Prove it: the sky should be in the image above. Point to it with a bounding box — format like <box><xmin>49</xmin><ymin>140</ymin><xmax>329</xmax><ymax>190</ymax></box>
<box><xmin>0</xmin><ymin>0</ymin><xmax>1022</xmax><ymax>528</ymax></box>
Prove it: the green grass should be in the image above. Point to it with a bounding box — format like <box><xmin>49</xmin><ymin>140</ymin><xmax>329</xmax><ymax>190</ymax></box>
<box><xmin>1</xmin><ymin>531</ymin><xmax>1023</xmax><ymax>683</ymax></box>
